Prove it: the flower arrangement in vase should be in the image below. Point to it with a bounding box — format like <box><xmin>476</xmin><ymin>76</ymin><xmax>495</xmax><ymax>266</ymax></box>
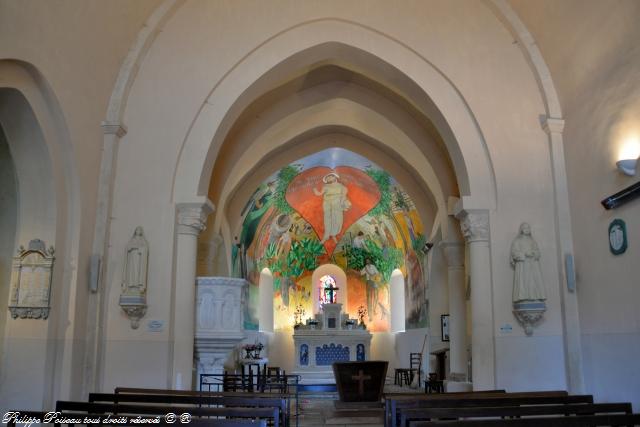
<box><xmin>242</xmin><ymin>342</ymin><xmax>264</xmax><ymax>359</ymax></box>
<box><xmin>357</xmin><ymin>305</ymin><xmax>367</xmax><ymax>329</ymax></box>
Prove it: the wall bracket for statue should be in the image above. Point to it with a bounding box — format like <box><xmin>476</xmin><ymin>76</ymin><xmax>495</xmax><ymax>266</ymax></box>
<box><xmin>513</xmin><ymin>301</ymin><xmax>546</xmax><ymax>336</ymax></box>
<box><xmin>119</xmin><ymin>226</ymin><xmax>149</xmax><ymax>329</ymax></box>
<box><xmin>510</xmin><ymin>223</ymin><xmax>547</xmax><ymax>336</ymax></box>
<box><xmin>8</xmin><ymin>239</ymin><xmax>55</xmax><ymax>320</ymax></box>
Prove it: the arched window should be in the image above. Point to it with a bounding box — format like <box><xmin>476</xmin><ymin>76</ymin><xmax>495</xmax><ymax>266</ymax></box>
<box><xmin>319</xmin><ymin>274</ymin><xmax>338</xmax><ymax>305</ymax></box>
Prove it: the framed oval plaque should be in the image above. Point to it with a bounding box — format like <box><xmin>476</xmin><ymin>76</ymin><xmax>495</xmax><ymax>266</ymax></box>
<box><xmin>608</xmin><ymin>219</ymin><xmax>627</xmax><ymax>255</ymax></box>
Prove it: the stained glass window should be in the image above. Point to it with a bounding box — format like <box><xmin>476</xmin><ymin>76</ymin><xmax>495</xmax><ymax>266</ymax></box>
<box><xmin>319</xmin><ymin>274</ymin><xmax>338</xmax><ymax>304</ymax></box>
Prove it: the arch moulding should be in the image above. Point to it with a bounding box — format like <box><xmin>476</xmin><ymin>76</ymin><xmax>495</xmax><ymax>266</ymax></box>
<box><xmin>171</xmin><ymin>19</ymin><xmax>496</xmax><ymax>211</ymax></box>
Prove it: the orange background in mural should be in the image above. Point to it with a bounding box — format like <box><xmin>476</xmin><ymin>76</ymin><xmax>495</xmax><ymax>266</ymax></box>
<box><xmin>345</xmin><ymin>275</ymin><xmax>389</xmax><ymax>332</ymax></box>
<box><xmin>285</xmin><ymin>166</ymin><xmax>381</xmax><ymax>255</ymax></box>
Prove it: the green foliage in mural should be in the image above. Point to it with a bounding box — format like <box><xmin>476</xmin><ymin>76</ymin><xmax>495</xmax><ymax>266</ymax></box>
<box><xmin>345</xmin><ymin>239</ymin><xmax>402</xmax><ymax>283</ymax></box>
<box><xmin>260</xmin><ymin>237</ymin><xmax>325</xmax><ymax>291</ymax></box>
<box><xmin>287</xmin><ymin>238</ymin><xmax>325</xmax><ymax>277</ymax></box>
<box><xmin>412</xmin><ymin>233</ymin><xmax>427</xmax><ymax>255</ymax></box>
<box><xmin>393</xmin><ymin>187</ymin><xmax>410</xmax><ymax>212</ymax></box>
<box><xmin>366</xmin><ymin>168</ymin><xmax>392</xmax><ymax>217</ymax></box>
<box><xmin>272</xmin><ymin>165</ymin><xmax>299</xmax><ymax>214</ymax></box>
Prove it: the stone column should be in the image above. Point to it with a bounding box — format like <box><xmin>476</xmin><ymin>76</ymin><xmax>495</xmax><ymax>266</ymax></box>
<box><xmin>458</xmin><ymin>210</ymin><xmax>495</xmax><ymax>390</ymax></box>
<box><xmin>389</xmin><ymin>269</ymin><xmax>405</xmax><ymax>333</ymax></box>
<box><xmin>542</xmin><ymin>117</ymin><xmax>585</xmax><ymax>393</ymax></box>
<box><xmin>173</xmin><ymin>201</ymin><xmax>214</xmax><ymax>389</ymax></box>
<box><xmin>441</xmin><ymin>241</ymin><xmax>467</xmax><ymax>382</ymax></box>
<box><xmin>82</xmin><ymin>122</ymin><xmax>127</xmax><ymax>396</ymax></box>
<box><xmin>258</xmin><ymin>268</ymin><xmax>274</xmax><ymax>333</ymax></box>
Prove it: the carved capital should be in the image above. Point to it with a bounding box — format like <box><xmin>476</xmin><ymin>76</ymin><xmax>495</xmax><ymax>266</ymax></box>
<box><xmin>440</xmin><ymin>241</ymin><xmax>465</xmax><ymax>268</ymax></box>
<box><xmin>457</xmin><ymin>210</ymin><xmax>490</xmax><ymax>243</ymax></box>
<box><xmin>101</xmin><ymin>121</ymin><xmax>128</xmax><ymax>137</ymax></box>
<box><xmin>177</xmin><ymin>201</ymin><xmax>215</xmax><ymax>236</ymax></box>
<box><xmin>541</xmin><ymin>117</ymin><xmax>565</xmax><ymax>135</ymax></box>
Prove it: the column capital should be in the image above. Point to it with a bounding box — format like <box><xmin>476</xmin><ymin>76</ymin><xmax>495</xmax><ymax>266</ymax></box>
<box><xmin>101</xmin><ymin>120</ymin><xmax>128</xmax><ymax>137</ymax></box>
<box><xmin>541</xmin><ymin>117</ymin><xmax>565</xmax><ymax>135</ymax></box>
<box><xmin>456</xmin><ymin>210</ymin><xmax>490</xmax><ymax>243</ymax></box>
<box><xmin>177</xmin><ymin>200</ymin><xmax>215</xmax><ymax>236</ymax></box>
<box><xmin>440</xmin><ymin>241</ymin><xmax>465</xmax><ymax>268</ymax></box>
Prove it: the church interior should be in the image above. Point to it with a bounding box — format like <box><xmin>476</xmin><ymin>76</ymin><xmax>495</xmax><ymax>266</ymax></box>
<box><xmin>1</xmin><ymin>1</ymin><xmax>639</xmax><ymax>425</ymax></box>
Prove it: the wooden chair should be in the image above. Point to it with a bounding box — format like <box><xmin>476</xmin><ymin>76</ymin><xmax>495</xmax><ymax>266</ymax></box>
<box><xmin>394</xmin><ymin>353</ymin><xmax>422</xmax><ymax>386</ymax></box>
<box><xmin>424</xmin><ymin>372</ymin><xmax>443</xmax><ymax>394</ymax></box>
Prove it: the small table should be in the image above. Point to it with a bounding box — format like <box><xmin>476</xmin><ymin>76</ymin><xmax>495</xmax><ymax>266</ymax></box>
<box><xmin>239</xmin><ymin>358</ymin><xmax>268</xmax><ymax>392</ymax></box>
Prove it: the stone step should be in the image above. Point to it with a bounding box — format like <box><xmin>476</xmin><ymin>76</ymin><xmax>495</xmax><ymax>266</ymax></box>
<box><xmin>324</xmin><ymin>409</ymin><xmax>384</xmax><ymax>425</ymax></box>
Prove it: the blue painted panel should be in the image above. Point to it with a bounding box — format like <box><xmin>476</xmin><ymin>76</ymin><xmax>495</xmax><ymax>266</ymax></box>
<box><xmin>300</xmin><ymin>344</ymin><xmax>309</xmax><ymax>366</ymax></box>
<box><xmin>356</xmin><ymin>344</ymin><xmax>365</xmax><ymax>361</ymax></box>
<box><xmin>315</xmin><ymin>343</ymin><xmax>350</xmax><ymax>365</ymax></box>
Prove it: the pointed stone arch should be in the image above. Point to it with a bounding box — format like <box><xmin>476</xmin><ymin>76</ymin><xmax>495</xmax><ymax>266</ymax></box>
<box><xmin>0</xmin><ymin>59</ymin><xmax>81</xmax><ymax>408</ymax></box>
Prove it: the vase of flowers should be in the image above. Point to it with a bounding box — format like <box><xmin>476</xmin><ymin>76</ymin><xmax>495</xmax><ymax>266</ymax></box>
<box><xmin>242</xmin><ymin>342</ymin><xmax>265</xmax><ymax>359</ymax></box>
<box><xmin>242</xmin><ymin>344</ymin><xmax>255</xmax><ymax>359</ymax></box>
<box><xmin>345</xmin><ymin>319</ymin><xmax>356</xmax><ymax>330</ymax></box>
<box><xmin>252</xmin><ymin>342</ymin><xmax>264</xmax><ymax>359</ymax></box>
<box><xmin>357</xmin><ymin>305</ymin><xmax>367</xmax><ymax>329</ymax></box>
<box><xmin>308</xmin><ymin>319</ymin><xmax>319</xmax><ymax>330</ymax></box>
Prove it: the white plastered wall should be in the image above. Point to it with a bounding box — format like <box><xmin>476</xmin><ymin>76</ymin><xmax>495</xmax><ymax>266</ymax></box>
<box><xmin>511</xmin><ymin>0</ymin><xmax>640</xmax><ymax>408</ymax></box>
<box><xmin>0</xmin><ymin>1</ymin><xmax>164</xmax><ymax>408</ymax></box>
<box><xmin>0</xmin><ymin>61</ymin><xmax>81</xmax><ymax>412</ymax></box>
<box><xmin>99</xmin><ymin>0</ymin><xmax>572</xmax><ymax>393</ymax></box>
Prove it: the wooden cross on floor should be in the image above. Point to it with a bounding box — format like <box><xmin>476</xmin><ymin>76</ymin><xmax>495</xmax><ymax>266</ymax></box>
<box><xmin>351</xmin><ymin>369</ymin><xmax>372</xmax><ymax>396</ymax></box>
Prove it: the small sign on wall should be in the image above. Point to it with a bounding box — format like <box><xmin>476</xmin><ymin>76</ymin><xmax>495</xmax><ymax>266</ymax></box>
<box><xmin>147</xmin><ymin>319</ymin><xmax>165</xmax><ymax>332</ymax></box>
<box><xmin>608</xmin><ymin>219</ymin><xmax>627</xmax><ymax>255</ymax></box>
<box><xmin>499</xmin><ymin>323</ymin><xmax>513</xmax><ymax>334</ymax></box>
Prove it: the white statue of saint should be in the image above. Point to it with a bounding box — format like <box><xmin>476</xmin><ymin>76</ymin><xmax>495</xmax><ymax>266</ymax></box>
<box><xmin>122</xmin><ymin>226</ymin><xmax>149</xmax><ymax>296</ymax></box>
<box><xmin>510</xmin><ymin>223</ymin><xmax>546</xmax><ymax>302</ymax></box>
<box><xmin>313</xmin><ymin>171</ymin><xmax>351</xmax><ymax>243</ymax></box>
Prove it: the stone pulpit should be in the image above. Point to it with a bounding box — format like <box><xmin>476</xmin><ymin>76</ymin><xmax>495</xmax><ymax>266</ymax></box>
<box><xmin>293</xmin><ymin>302</ymin><xmax>372</xmax><ymax>384</ymax></box>
<box><xmin>194</xmin><ymin>277</ymin><xmax>247</xmax><ymax>390</ymax></box>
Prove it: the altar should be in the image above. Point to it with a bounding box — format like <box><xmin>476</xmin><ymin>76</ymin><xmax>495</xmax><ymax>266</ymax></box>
<box><xmin>293</xmin><ymin>302</ymin><xmax>372</xmax><ymax>384</ymax></box>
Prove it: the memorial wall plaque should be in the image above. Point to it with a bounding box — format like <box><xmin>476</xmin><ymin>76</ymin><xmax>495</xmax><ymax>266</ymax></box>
<box><xmin>8</xmin><ymin>239</ymin><xmax>55</xmax><ymax>320</ymax></box>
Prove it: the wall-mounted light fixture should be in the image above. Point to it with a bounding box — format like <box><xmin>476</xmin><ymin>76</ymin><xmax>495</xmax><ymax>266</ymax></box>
<box><xmin>616</xmin><ymin>157</ymin><xmax>638</xmax><ymax>176</ymax></box>
<box><xmin>617</xmin><ymin>135</ymin><xmax>640</xmax><ymax>176</ymax></box>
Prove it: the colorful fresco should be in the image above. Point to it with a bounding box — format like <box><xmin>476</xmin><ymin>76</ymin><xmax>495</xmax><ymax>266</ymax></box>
<box><xmin>232</xmin><ymin>148</ymin><xmax>428</xmax><ymax>332</ymax></box>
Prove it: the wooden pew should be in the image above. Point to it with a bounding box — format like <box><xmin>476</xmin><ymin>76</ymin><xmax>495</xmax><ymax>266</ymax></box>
<box><xmin>55</xmin><ymin>401</ymin><xmax>279</xmax><ymax>427</ymax></box>
<box><xmin>190</xmin><ymin>421</ymin><xmax>267</xmax><ymax>427</ymax></box>
<box><xmin>114</xmin><ymin>387</ymin><xmax>296</xmax><ymax>427</ymax></box>
<box><xmin>385</xmin><ymin>392</ymin><xmax>586</xmax><ymax>427</ymax></box>
<box><xmin>3</xmin><ymin>410</ymin><xmax>267</xmax><ymax>427</ymax></box>
<box><xmin>4</xmin><ymin>411</ymin><xmax>49</xmax><ymax>427</ymax></box>
<box><xmin>89</xmin><ymin>392</ymin><xmax>287</xmax><ymax>427</ymax></box>
<box><xmin>400</xmin><ymin>402</ymin><xmax>633</xmax><ymax>427</ymax></box>
<box><xmin>383</xmin><ymin>389</ymin><xmax>507</xmax><ymax>426</ymax></box>
<box><xmin>409</xmin><ymin>413</ymin><xmax>640</xmax><ymax>426</ymax></box>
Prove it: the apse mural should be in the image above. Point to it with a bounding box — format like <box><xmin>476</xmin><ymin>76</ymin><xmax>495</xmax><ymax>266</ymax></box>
<box><xmin>232</xmin><ymin>148</ymin><xmax>428</xmax><ymax>332</ymax></box>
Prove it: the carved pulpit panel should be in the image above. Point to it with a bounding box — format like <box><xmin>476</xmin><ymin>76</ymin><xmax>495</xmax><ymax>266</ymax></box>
<box><xmin>194</xmin><ymin>277</ymin><xmax>248</xmax><ymax>390</ymax></box>
<box><xmin>333</xmin><ymin>361</ymin><xmax>388</xmax><ymax>402</ymax></box>
<box><xmin>8</xmin><ymin>239</ymin><xmax>55</xmax><ymax>320</ymax></box>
